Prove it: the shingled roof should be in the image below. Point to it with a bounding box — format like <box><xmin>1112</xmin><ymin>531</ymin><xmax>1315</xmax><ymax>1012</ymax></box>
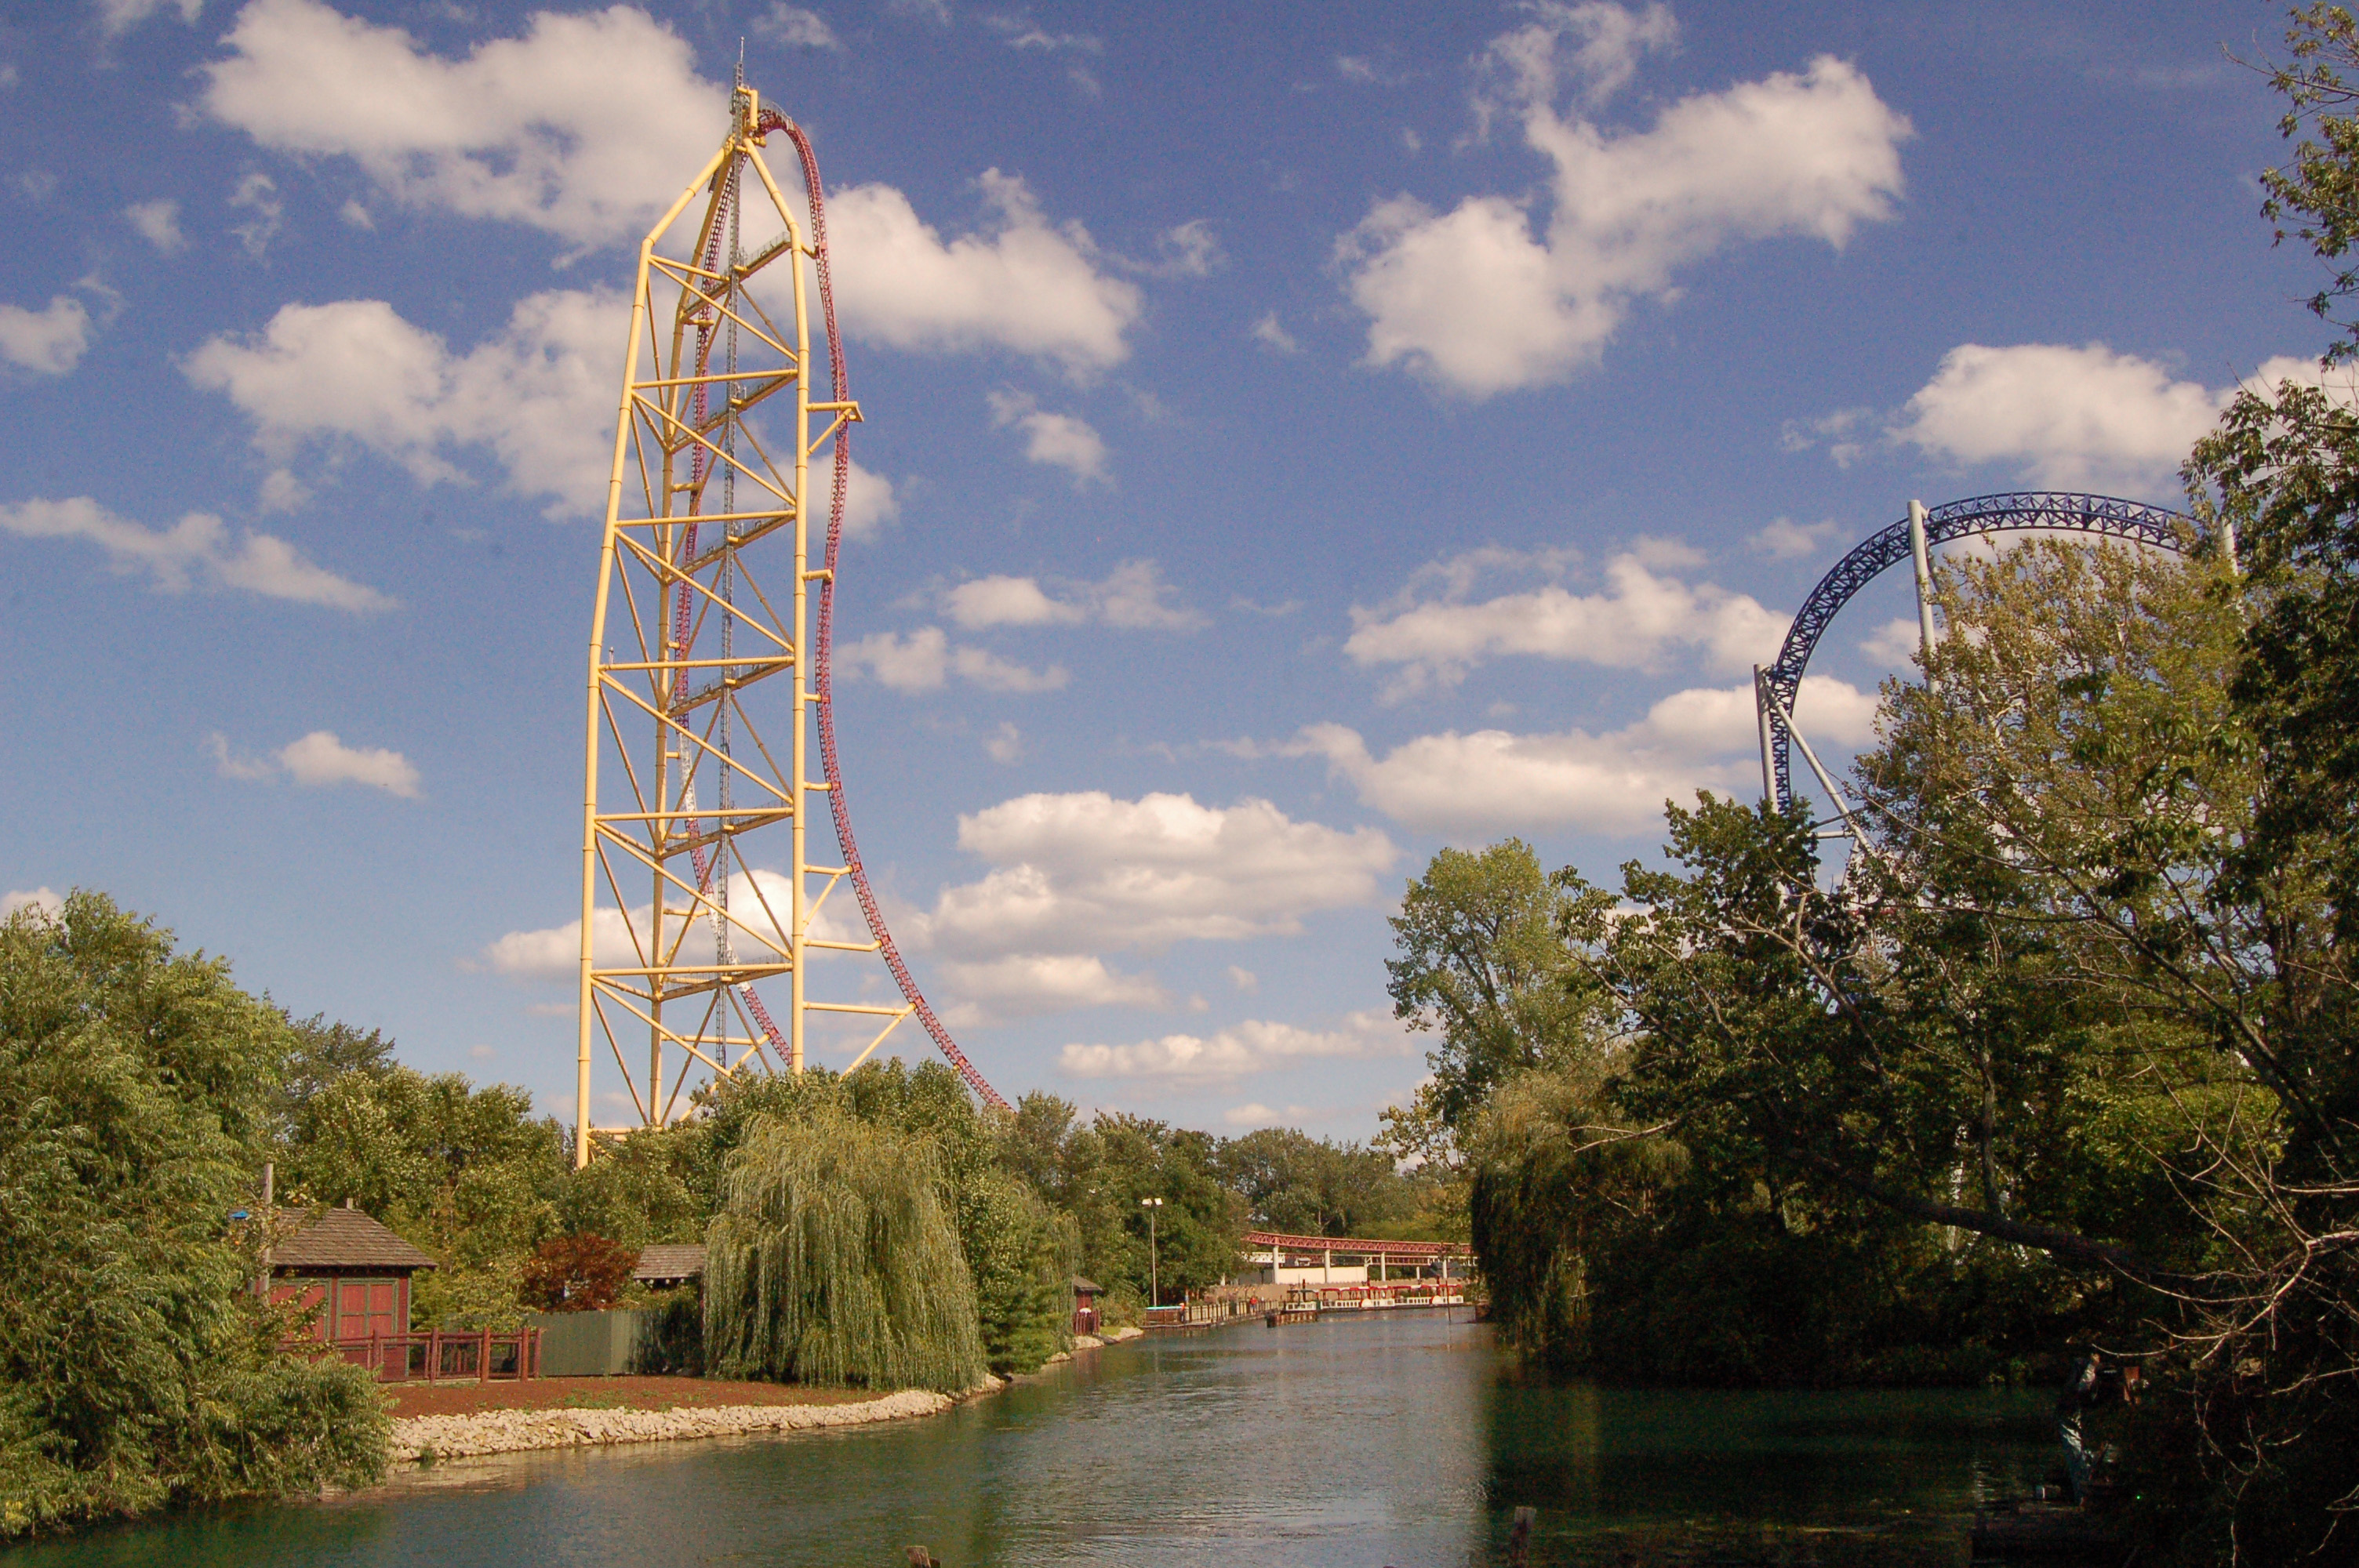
<box><xmin>267</xmin><ymin>1206</ymin><xmax>438</xmax><ymax>1272</ymax></box>
<box><xmin>633</xmin><ymin>1243</ymin><xmax>707</xmax><ymax>1283</ymax></box>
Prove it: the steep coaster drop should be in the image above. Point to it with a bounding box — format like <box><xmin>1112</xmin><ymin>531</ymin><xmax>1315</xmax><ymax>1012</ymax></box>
<box><xmin>574</xmin><ymin>81</ymin><xmax>1005</xmax><ymax>1168</ymax></box>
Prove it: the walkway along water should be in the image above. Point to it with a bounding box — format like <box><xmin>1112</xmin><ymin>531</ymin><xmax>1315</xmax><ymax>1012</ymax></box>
<box><xmin>5</xmin><ymin>1314</ymin><xmax>2056</xmax><ymax>1568</ymax></box>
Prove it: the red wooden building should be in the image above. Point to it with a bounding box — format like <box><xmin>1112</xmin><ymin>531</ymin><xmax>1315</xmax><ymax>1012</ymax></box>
<box><xmin>265</xmin><ymin>1203</ymin><xmax>438</xmax><ymax>1343</ymax></box>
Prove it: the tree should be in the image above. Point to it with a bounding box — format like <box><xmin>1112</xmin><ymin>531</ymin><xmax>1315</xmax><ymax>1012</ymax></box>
<box><xmin>1383</xmin><ymin>840</ymin><xmax>1612</xmax><ymax>1148</ymax></box>
<box><xmin>277</xmin><ymin>1065</ymin><xmax>567</xmax><ymax>1329</ymax></box>
<box><xmin>997</xmin><ymin>1090</ymin><xmax>1080</xmax><ymax>1205</ymax></box>
<box><xmin>276</xmin><ymin>1013</ymin><xmax>394</xmax><ymax>1120</ymax></box>
<box><xmin>703</xmin><ymin>1107</ymin><xmax>988</xmax><ymax>1392</ymax></box>
<box><xmin>0</xmin><ymin>894</ymin><xmax>384</xmax><ymax>1537</ymax></box>
<box><xmin>1056</xmin><ymin>1112</ymin><xmax>1244</xmax><ymax>1307</ymax></box>
<box><xmin>556</xmin><ymin>1121</ymin><xmax>712</xmax><ymax>1250</ymax></box>
<box><xmin>518</xmin><ymin>1234</ymin><xmax>639</xmax><ymax>1312</ymax></box>
<box><xmin>1545</xmin><ymin>532</ymin><xmax>2353</xmax><ymax>1552</ymax></box>
<box><xmin>1596</xmin><ymin>543</ymin><xmax>2269</xmax><ymax>1261</ymax></box>
<box><xmin>1467</xmin><ymin>1061</ymin><xmax>1687</xmax><ymax>1371</ymax></box>
<box><xmin>1215</xmin><ymin>1127</ymin><xmax>1419</xmax><ymax>1237</ymax></box>
<box><xmin>703</xmin><ymin>1062</ymin><xmax>1075</xmax><ymax>1374</ymax></box>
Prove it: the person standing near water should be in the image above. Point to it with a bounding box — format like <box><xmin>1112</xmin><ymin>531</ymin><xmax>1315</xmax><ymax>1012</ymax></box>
<box><xmin>2055</xmin><ymin>1348</ymin><xmax>2139</xmax><ymax>1502</ymax></box>
<box><xmin>2055</xmin><ymin>1349</ymin><xmax>2103</xmax><ymax>1501</ymax></box>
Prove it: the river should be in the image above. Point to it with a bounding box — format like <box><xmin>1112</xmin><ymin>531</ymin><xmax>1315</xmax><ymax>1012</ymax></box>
<box><xmin>12</xmin><ymin>1314</ymin><xmax>2053</xmax><ymax>1566</ymax></box>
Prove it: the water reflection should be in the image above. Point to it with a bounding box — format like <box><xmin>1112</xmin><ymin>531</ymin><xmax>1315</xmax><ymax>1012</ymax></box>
<box><xmin>1481</xmin><ymin>1363</ymin><xmax>2050</xmax><ymax>1563</ymax></box>
<box><xmin>4</xmin><ymin>1315</ymin><xmax>2048</xmax><ymax>1568</ymax></box>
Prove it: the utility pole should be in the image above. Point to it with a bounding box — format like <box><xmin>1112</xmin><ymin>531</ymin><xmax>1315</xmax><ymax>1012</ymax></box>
<box><xmin>1140</xmin><ymin>1196</ymin><xmax>1164</xmax><ymax>1307</ymax></box>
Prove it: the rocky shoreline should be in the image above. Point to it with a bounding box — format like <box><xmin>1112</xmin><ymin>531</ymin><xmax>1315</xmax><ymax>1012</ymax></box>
<box><xmin>388</xmin><ymin>1325</ymin><xmax>1147</xmax><ymax>1465</ymax></box>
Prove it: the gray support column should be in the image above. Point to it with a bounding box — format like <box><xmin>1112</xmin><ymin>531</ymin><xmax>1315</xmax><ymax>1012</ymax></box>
<box><xmin>1754</xmin><ymin>664</ymin><xmax>1776</xmax><ymax>805</ymax></box>
<box><xmin>1908</xmin><ymin>499</ymin><xmax>1938</xmax><ymax>669</ymax></box>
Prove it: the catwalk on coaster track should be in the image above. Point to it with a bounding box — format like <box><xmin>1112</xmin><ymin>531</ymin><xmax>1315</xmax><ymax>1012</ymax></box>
<box><xmin>573</xmin><ymin>82</ymin><xmax>1004</xmax><ymax>1167</ymax></box>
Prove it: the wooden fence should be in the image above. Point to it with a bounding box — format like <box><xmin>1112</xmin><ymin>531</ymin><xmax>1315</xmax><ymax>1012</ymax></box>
<box><xmin>322</xmin><ymin>1327</ymin><xmax>542</xmax><ymax>1383</ymax></box>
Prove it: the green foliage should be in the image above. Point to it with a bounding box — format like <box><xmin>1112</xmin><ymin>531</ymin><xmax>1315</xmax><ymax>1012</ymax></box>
<box><xmin>1468</xmin><ymin>1061</ymin><xmax>1681</xmax><ymax>1369</ymax></box>
<box><xmin>2259</xmin><ymin>3</ymin><xmax>2359</xmax><ymax>354</ymax></box>
<box><xmin>703</xmin><ymin>1107</ymin><xmax>988</xmax><ymax>1392</ymax></box>
<box><xmin>556</xmin><ymin>1120</ymin><xmax>713</xmax><ymax>1249</ymax></box>
<box><xmin>1006</xmin><ymin>1103</ymin><xmax>1244</xmax><ymax>1305</ymax></box>
<box><xmin>0</xmin><ymin>893</ymin><xmax>385</xmax><ymax>1537</ymax></box>
<box><xmin>631</xmin><ymin>1287</ymin><xmax>703</xmax><ymax>1376</ymax></box>
<box><xmin>963</xmin><ymin>1167</ymin><xmax>1077</xmax><ymax>1374</ymax></box>
<box><xmin>277</xmin><ymin>1064</ymin><xmax>566</xmax><ymax>1330</ymax></box>
<box><xmin>1384</xmin><ymin>840</ymin><xmax>1611</xmax><ymax>1140</ymax></box>
<box><xmin>706</xmin><ymin>1062</ymin><xmax>1075</xmax><ymax>1374</ymax></box>
<box><xmin>277</xmin><ymin>1013</ymin><xmax>394</xmax><ymax>1120</ymax></box>
<box><xmin>1214</xmin><ymin>1127</ymin><xmax>1424</xmax><ymax>1237</ymax></box>
<box><xmin>1464</xmin><ymin>545</ymin><xmax>2277</xmax><ymax>1374</ymax></box>
<box><xmin>1445</xmin><ymin>514</ymin><xmax>2359</xmax><ymax>1559</ymax></box>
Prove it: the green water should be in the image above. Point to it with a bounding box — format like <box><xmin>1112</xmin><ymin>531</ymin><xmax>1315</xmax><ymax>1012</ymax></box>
<box><xmin>8</xmin><ymin>1315</ymin><xmax>2052</xmax><ymax>1566</ymax></box>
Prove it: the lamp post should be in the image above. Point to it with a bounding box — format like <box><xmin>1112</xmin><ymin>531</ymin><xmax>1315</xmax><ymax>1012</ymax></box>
<box><xmin>1140</xmin><ymin>1196</ymin><xmax>1164</xmax><ymax>1307</ymax></box>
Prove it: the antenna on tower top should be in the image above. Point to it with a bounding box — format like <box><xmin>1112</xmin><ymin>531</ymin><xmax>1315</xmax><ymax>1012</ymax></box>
<box><xmin>735</xmin><ymin>39</ymin><xmax>745</xmax><ymax>90</ymax></box>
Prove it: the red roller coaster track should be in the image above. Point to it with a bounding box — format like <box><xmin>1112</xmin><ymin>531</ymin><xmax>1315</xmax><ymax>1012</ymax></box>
<box><xmin>668</xmin><ymin>113</ymin><xmax>1007</xmax><ymax>1113</ymax></box>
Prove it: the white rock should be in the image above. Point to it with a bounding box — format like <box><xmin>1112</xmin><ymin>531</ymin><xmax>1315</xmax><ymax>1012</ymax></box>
<box><xmin>388</xmin><ymin>1388</ymin><xmax>954</xmax><ymax>1464</ymax></box>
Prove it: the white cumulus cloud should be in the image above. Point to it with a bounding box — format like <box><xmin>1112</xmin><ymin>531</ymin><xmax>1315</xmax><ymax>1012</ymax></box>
<box><xmin>1337</xmin><ymin>3</ymin><xmax>1908</xmax><ymax>396</ymax></box>
<box><xmin>1292</xmin><ymin>673</ymin><xmax>1878</xmax><ymax>837</ymax></box>
<box><xmin>0</xmin><ymin>296</ymin><xmax>92</xmax><ymax>376</ymax></box>
<box><xmin>212</xmin><ymin>730</ymin><xmax>421</xmax><ymax>798</ymax></box>
<box><xmin>1344</xmin><ymin>546</ymin><xmax>1787</xmax><ymax>696</ymax></box>
<box><xmin>1750</xmin><ymin>516</ymin><xmax>1837</xmax><ymax>560</ymax></box>
<box><xmin>942</xmin><ymin>561</ymin><xmax>1201</xmax><ymax>630</ymax></box>
<box><xmin>1060</xmin><ymin>1009</ymin><xmax>1414</xmax><ymax>1081</ymax></box>
<box><xmin>1</xmin><ymin>496</ymin><xmax>392</xmax><ymax>611</ymax></box>
<box><xmin>753</xmin><ymin>3</ymin><xmax>840</xmax><ymax>49</ymax></box>
<box><xmin>184</xmin><ymin>290</ymin><xmax>898</xmax><ymax>527</ymax></box>
<box><xmin>122</xmin><ymin>198</ymin><xmax>186</xmax><ymax>253</ymax></box>
<box><xmin>937</xmin><ymin>954</ymin><xmax>1165</xmax><ymax>1025</ymax></box>
<box><xmin>838</xmin><ymin>626</ymin><xmax>1069</xmax><ymax>693</ymax></box>
<box><xmin>2</xmin><ymin>887</ymin><xmax>64</xmax><ymax>921</ymax></box>
<box><xmin>909</xmin><ymin>793</ymin><xmax>1394</xmax><ymax>1022</ymax></box>
<box><xmin>827</xmin><ymin>172</ymin><xmax>1143</xmax><ymax>373</ymax></box>
<box><xmin>480</xmin><ymin>869</ymin><xmax>860</xmax><ymax>979</ymax></box>
<box><xmin>1894</xmin><ymin>342</ymin><xmax>2292</xmax><ymax>490</ymax></box>
<box><xmin>919</xmin><ymin>791</ymin><xmax>1396</xmax><ymax>960</ymax></box>
<box><xmin>987</xmin><ymin>388</ymin><xmax>1109</xmax><ymax>484</ymax></box>
<box><xmin>202</xmin><ymin>0</ymin><xmax>723</xmax><ymax>247</ymax></box>
<box><xmin>1250</xmin><ymin>311</ymin><xmax>1300</xmax><ymax>354</ymax></box>
<box><xmin>95</xmin><ymin>0</ymin><xmax>201</xmax><ymax>39</ymax></box>
<box><xmin>275</xmin><ymin>731</ymin><xmax>421</xmax><ymax>797</ymax></box>
<box><xmin>205</xmin><ymin>3</ymin><xmax>1138</xmax><ymax>369</ymax></box>
<box><xmin>944</xmin><ymin>574</ymin><xmax>1085</xmax><ymax>628</ymax></box>
<box><xmin>1794</xmin><ymin>344</ymin><xmax>2354</xmax><ymax>491</ymax></box>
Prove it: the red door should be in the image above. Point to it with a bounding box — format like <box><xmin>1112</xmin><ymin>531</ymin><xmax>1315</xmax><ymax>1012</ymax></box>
<box><xmin>333</xmin><ymin>1278</ymin><xmax>400</xmax><ymax>1341</ymax></box>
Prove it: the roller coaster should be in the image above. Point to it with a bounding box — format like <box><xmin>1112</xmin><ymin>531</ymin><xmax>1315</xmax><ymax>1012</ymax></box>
<box><xmin>1754</xmin><ymin>491</ymin><xmax>2195</xmax><ymax>824</ymax></box>
<box><xmin>572</xmin><ymin>79</ymin><xmax>1003</xmax><ymax>1167</ymax></box>
<box><xmin>569</xmin><ymin>80</ymin><xmax>2206</xmax><ymax>1164</ymax></box>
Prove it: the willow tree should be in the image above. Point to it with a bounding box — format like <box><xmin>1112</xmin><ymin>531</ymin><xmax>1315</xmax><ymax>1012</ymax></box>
<box><xmin>703</xmin><ymin>1109</ymin><xmax>988</xmax><ymax>1392</ymax></box>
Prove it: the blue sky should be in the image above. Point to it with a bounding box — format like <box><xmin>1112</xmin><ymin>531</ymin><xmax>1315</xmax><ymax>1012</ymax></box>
<box><xmin>0</xmin><ymin>0</ymin><xmax>2324</xmax><ymax>1141</ymax></box>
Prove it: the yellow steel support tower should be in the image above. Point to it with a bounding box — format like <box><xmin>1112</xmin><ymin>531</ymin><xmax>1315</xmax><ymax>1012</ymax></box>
<box><xmin>573</xmin><ymin>85</ymin><xmax>907</xmax><ymax>1167</ymax></box>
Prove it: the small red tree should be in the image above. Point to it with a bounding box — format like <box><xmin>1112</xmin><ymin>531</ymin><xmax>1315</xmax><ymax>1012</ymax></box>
<box><xmin>519</xmin><ymin>1234</ymin><xmax>640</xmax><ymax>1312</ymax></box>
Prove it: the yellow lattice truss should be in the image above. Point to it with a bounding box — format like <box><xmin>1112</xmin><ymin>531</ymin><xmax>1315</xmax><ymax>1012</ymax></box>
<box><xmin>572</xmin><ymin>86</ymin><xmax>909</xmax><ymax>1167</ymax></box>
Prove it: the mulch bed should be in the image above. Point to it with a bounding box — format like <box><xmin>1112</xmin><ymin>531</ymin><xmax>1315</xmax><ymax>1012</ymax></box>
<box><xmin>383</xmin><ymin>1376</ymin><xmax>875</xmax><ymax>1419</ymax></box>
